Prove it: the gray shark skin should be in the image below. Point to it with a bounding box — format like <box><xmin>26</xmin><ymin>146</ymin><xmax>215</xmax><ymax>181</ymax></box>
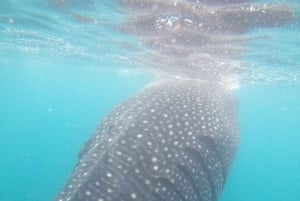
<box><xmin>55</xmin><ymin>79</ymin><xmax>239</xmax><ymax>201</ymax></box>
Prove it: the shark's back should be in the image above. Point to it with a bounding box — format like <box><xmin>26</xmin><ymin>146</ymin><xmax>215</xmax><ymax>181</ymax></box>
<box><xmin>56</xmin><ymin>79</ymin><xmax>239</xmax><ymax>201</ymax></box>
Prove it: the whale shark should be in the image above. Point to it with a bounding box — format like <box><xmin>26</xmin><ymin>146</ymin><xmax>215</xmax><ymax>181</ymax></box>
<box><xmin>55</xmin><ymin>79</ymin><xmax>238</xmax><ymax>201</ymax></box>
<box><xmin>54</xmin><ymin>0</ymin><xmax>292</xmax><ymax>201</ymax></box>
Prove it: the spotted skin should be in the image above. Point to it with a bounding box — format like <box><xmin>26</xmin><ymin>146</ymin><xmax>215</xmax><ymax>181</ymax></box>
<box><xmin>55</xmin><ymin>79</ymin><xmax>239</xmax><ymax>201</ymax></box>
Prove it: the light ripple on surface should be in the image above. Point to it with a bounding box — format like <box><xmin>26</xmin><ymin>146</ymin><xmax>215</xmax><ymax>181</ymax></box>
<box><xmin>0</xmin><ymin>0</ymin><xmax>299</xmax><ymax>86</ymax></box>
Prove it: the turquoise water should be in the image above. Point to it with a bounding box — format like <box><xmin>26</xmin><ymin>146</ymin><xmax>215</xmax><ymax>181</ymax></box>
<box><xmin>1</xmin><ymin>1</ymin><xmax>299</xmax><ymax>201</ymax></box>
<box><xmin>221</xmin><ymin>84</ymin><xmax>300</xmax><ymax>201</ymax></box>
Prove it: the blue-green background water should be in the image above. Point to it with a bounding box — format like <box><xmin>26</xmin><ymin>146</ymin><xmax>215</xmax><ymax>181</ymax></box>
<box><xmin>1</xmin><ymin>1</ymin><xmax>300</xmax><ymax>201</ymax></box>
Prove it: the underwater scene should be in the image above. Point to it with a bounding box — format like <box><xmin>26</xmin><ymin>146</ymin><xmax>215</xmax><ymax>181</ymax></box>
<box><xmin>0</xmin><ymin>0</ymin><xmax>299</xmax><ymax>201</ymax></box>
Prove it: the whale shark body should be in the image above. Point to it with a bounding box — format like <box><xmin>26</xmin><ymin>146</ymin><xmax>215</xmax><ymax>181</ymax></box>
<box><xmin>55</xmin><ymin>79</ymin><xmax>239</xmax><ymax>201</ymax></box>
<box><xmin>54</xmin><ymin>0</ymin><xmax>292</xmax><ymax>200</ymax></box>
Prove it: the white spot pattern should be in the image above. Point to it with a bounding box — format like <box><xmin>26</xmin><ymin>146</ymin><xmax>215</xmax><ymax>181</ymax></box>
<box><xmin>55</xmin><ymin>79</ymin><xmax>239</xmax><ymax>201</ymax></box>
